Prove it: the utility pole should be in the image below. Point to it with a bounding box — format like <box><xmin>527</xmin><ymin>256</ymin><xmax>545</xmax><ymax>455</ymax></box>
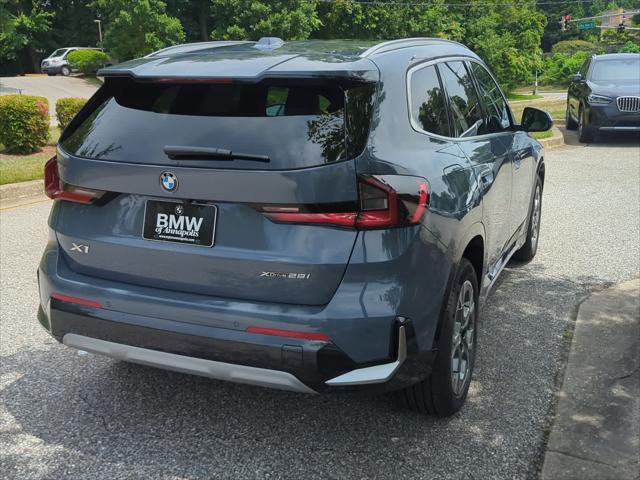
<box><xmin>94</xmin><ymin>19</ymin><xmax>102</xmax><ymax>46</ymax></box>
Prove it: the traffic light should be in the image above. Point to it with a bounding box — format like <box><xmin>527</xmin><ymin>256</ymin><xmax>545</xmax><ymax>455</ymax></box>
<box><xmin>561</xmin><ymin>15</ymin><xmax>571</xmax><ymax>32</ymax></box>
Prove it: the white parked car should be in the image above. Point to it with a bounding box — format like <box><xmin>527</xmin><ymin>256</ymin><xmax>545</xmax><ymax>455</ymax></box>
<box><xmin>40</xmin><ymin>47</ymin><xmax>100</xmax><ymax>76</ymax></box>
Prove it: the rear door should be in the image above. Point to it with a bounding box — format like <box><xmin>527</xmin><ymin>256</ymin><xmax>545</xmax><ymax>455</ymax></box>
<box><xmin>55</xmin><ymin>77</ymin><xmax>376</xmax><ymax>306</ymax></box>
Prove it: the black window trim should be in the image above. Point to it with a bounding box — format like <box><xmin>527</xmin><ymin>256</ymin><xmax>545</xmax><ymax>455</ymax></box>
<box><xmin>465</xmin><ymin>59</ymin><xmax>515</xmax><ymax>135</ymax></box>
<box><xmin>406</xmin><ymin>55</ymin><xmax>515</xmax><ymax>142</ymax></box>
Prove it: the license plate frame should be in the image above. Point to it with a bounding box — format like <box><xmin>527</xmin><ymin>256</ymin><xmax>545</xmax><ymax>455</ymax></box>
<box><xmin>142</xmin><ymin>200</ymin><xmax>217</xmax><ymax>247</ymax></box>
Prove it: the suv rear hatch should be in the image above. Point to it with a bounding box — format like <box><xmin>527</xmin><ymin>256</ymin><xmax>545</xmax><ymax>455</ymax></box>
<box><xmin>53</xmin><ymin>69</ymin><xmax>378</xmax><ymax>306</ymax></box>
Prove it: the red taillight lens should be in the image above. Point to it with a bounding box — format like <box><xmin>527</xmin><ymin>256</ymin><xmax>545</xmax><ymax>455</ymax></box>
<box><xmin>50</xmin><ymin>293</ymin><xmax>102</xmax><ymax>309</ymax></box>
<box><xmin>44</xmin><ymin>156</ymin><xmax>60</xmax><ymax>200</ymax></box>
<box><xmin>44</xmin><ymin>156</ymin><xmax>103</xmax><ymax>204</ymax></box>
<box><xmin>260</xmin><ymin>175</ymin><xmax>429</xmax><ymax>230</ymax></box>
<box><xmin>246</xmin><ymin>326</ymin><xmax>331</xmax><ymax>342</ymax></box>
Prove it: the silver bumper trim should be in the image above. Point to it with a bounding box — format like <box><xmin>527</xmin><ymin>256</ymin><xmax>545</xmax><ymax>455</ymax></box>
<box><xmin>325</xmin><ymin>325</ymin><xmax>407</xmax><ymax>386</ymax></box>
<box><xmin>62</xmin><ymin>333</ymin><xmax>317</xmax><ymax>394</ymax></box>
<box><xmin>598</xmin><ymin>126</ymin><xmax>640</xmax><ymax>131</ymax></box>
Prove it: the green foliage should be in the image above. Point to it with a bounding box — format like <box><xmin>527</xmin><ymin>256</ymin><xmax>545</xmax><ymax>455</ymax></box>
<box><xmin>0</xmin><ymin>95</ymin><xmax>50</xmax><ymax>154</ymax></box>
<box><xmin>91</xmin><ymin>0</ymin><xmax>185</xmax><ymax>61</ymax></box>
<box><xmin>600</xmin><ymin>28</ymin><xmax>640</xmax><ymax>53</ymax></box>
<box><xmin>56</xmin><ymin>98</ymin><xmax>87</xmax><ymax>130</ymax></box>
<box><xmin>67</xmin><ymin>49</ymin><xmax>109</xmax><ymax>75</ymax></box>
<box><xmin>461</xmin><ymin>5</ymin><xmax>547</xmax><ymax>92</ymax></box>
<box><xmin>539</xmin><ymin>51</ymin><xmax>591</xmax><ymax>86</ymax></box>
<box><xmin>552</xmin><ymin>40</ymin><xmax>601</xmax><ymax>54</ymax></box>
<box><xmin>209</xmin><ymin>0</ymin><xmax>320</xmax><ymax>40</ymax></box>
<box><xmin>0</xmin><ymin>1</ymin><xmax>53</xmax><ymax>63</ymax></box>
<box><xmin>620</xmin><ymin>41</ymin><xmax>640</xmax><ymax>53</ymax></box>
<box><xmin>315</xmin><ymin>0</ymin><xmax>456</xmax><ymax>40</ymax></box>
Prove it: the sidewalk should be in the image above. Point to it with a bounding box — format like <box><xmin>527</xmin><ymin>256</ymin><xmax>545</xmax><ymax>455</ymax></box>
<box><xmin>541</xmin><ymin>278</ymin><xmax>640</xmax><ymax>480</ymax></box>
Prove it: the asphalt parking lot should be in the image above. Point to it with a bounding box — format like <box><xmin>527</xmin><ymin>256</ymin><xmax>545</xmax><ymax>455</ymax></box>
<box><xmin>1</xmin><ymin>132</ymin><xmax>639</xmax><ymax>479</ymax></box>
<box><xmin>0</xmin><ymin>76</ymin><xmax>98</xmax><ymax>124</ymax></box>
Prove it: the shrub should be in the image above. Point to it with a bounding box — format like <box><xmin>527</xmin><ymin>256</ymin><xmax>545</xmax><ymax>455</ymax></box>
<box><xmin>620</xmin><ymin>41</ymin><xmax>640</xmax><ymax>53</ymax></box>
<box><xmin>539</xmin><ymin>51</ymin><xmax>590</xmax><ymax>86</ymax></box>
<box><xmin>0</xmin><ymin>95</ymin><xmax>49</xmax><ymax>154</ymax></box>
<box><xmin>56</xmin><ymin>97</ymin><xmax>86</xmax><ymax>130</ymax></box>
<box><xmin>67</xmin><ymin>49</ymin><xmax>109</xmax><ymax>76</ymax></box>
<box><xmin>551</xmin><ymin>40</ymin><xmax>601</xmax><ymax>55</ymax></box>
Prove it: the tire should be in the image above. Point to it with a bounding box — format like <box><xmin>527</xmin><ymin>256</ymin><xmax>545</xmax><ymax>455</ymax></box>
<box><xmin>513</xmin><ymin>175</ymin><xmax>542</xmax><ymax>262</ymax></box>
<box><xmin>61</xmin><ymin>65</ymin><xmax>71</xmax><ymax>76</ymax></box>
<box><xmin>397</xmin><ymin>258</ymin><xmax>478</xmax><ymax>416</ymax></box>
<box><xmin>46</xmin><ymin>73</ymin><xmax>55</xmax><ymax>77</ymax></box>
<box><xmin>577</xmin><ymin>105</ymin><xmax>594</xmax><ymax>143</ymax></box>
<box><xmin>565</xmin><ymin>102</ymin><xmax>578</xmax><ymax>130</ymax></box>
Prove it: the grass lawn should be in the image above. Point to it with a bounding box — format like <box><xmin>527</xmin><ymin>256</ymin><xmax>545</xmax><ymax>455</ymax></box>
<box><xmin>530</xmin><ymin>130</ymin><xmax>555</xmax><ymax>140</ymax></box>
<box><xmin>507</xmin><ymin>93</ymin><xmax>544</xmax><ymax>101</ymax></box>
<box><xmin>0</xmin><ymin>127</ymin><xmax>60</xmax><ymax>185</ymax></box>
<box><xmin>510</xmin><ymin>97</ymin><xmax>566</xmax><ymax>122</ymax></box>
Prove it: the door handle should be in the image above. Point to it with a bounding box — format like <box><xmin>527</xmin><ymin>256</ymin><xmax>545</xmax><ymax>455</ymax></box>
<box><xmin>480</xmin><ymin>171</ymin><xmax>494</xmax><ymax>190</ymax></box>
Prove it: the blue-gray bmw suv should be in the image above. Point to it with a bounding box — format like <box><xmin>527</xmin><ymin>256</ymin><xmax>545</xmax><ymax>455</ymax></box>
<box><xmin>38</xmin><ymin>38</ymin><xmax>552</xmax><ymax>416</ymax></box>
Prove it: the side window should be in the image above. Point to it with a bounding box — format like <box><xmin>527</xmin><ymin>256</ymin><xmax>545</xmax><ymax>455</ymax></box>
<box><xmin>438</xmin><ymin>61</ymin><xmax>483</xmax><ymax>138</ymax></box>
<box><xmin>409</xmin><ymin>64</ymin><xmax>450</xmax><ymax>137</ymax></box>
<box><xmin>470</xmin><ymin>62</ymin><xmax>511</xmax><ymax>133</ymax></box>
<box><xmin>579</xmin><ymin>59</ymin><xmax>590</xmax><ymax>77</ymax></box>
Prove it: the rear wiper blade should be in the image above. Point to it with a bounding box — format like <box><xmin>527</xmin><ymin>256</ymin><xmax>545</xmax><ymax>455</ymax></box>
<box><xmin>163</xmin><ymin>145</ymin><xmax>270</xmax><ymax>163</ymax></box>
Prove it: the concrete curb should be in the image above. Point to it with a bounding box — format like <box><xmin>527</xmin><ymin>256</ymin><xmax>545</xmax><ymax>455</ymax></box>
<box><xmin>0</xmin><ymin>180</ymin><xmax>47</xmax><ymax>210</ymax></box>
<box><xmin>538</xmin><ymin>126</ymin><xmax>566</xmax><ymax>149</ymax></box>
<box><xmin>0</xmin><ymin>179</ymin><xmax>42</xmax><ymax>200</ymax></box>
<box><xmin>541</xmin><ymin>277</ymin><xmax>640</xmax><ymax>480</ymax></box>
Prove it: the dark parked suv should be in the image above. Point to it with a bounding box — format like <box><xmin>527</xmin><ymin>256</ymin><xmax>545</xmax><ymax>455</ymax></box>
<box><xmin>38</xmin><ymin>38</ymin><xmax>551</xmax><ymax>416</ymax></box>
<box><xmin>566</xmin><ymin>53</ymin><xmax>640</xmax><ymax>142</ymax></box>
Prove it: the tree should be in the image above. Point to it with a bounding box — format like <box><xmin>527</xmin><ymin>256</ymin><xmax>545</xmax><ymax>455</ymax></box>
<box><xmin>209</xmin><ymin>0</ymin><xmax>320</xmax><ymax>40</ymax></box>
<box><xmin>0</xmin><ymin>0</ymin><xmax>54</xmax><ymax>72</ymax></box>
<box><xmin>314</xmin><ymin>0</ymin><xmax>457</xmax><ymax>40</ymax></box>
<box><xmin>166</xmin><ymin>0</ymin><xmax>211</xmax><ymax>42</ymax></box>
<box><xmin>469</xmin><ymin>5</ymin><xmax>546</xmax><ymax>91</ymax></box>
<box><xmin>90</xmin><ymin>0</ymin><xmax>184</xmax><ymax>61</ymax></box>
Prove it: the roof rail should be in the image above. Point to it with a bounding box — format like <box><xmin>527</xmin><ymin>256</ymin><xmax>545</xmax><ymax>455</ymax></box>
<box><xmin>360</xmin><ymin>37</ymin><xmax>466</xmax><ymax>57</ymax></box>
<box><xmin>144</xmin><ymin>41</ymin><xmax>251</xmax><ymax>58</ymax></box>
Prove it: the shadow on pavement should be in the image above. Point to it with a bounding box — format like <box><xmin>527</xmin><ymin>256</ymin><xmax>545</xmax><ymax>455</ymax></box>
<box><xmin>0</xmin><ymin>264</ymin><xmax>611</xmax><ymax>479</ymax></box>
<box><xmin>559</xmin><ymin>127</ymin><xmax>640</xmax><ymax>148</ymax></box>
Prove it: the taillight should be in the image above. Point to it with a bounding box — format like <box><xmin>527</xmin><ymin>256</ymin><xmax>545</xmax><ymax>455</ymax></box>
<box><xmin>260</xmin><ymin>175</ymin><xmax>429</xmax><ymax>230</ymax></box>
<box><xmin>44</xmin><ymin>156</ymin><xmax>104</xmax><ymax>204</ymax></box>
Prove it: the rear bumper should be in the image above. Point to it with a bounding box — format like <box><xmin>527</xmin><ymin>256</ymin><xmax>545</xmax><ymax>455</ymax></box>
<box><xmin>38</xmin><ymin>299</ymin><xmax>430</xmax><ymax>394</ymax></box>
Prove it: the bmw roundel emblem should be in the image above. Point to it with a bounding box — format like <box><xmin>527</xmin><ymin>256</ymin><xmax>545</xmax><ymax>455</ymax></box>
<box><xmin>160</xmin><ymin>171</ymin><xmax>178</xmax><ymax>193</ymax></box>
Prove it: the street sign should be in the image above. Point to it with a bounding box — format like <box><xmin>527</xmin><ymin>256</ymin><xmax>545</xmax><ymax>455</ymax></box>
<box><xmin>578</xmin><ymin>21</ymin><xmax>597</xmax><ymax>30</ymax></box>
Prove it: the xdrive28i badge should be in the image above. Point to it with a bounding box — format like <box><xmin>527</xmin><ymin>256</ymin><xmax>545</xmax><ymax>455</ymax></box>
<box><xmin>160</xmin><ymin>171</ymin><xmax>178</xmax><ymax>193</ymax></box>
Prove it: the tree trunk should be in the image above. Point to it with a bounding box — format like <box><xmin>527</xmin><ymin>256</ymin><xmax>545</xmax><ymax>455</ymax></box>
<box><xmin>198</xmin><ymin>0</ymin><xmax>209</xmax><ymax>41</ymax></box>
<box><xmin>27</xmin><ymin>46</ymin><xmax>41</xmax><ymax>73</ymax></box>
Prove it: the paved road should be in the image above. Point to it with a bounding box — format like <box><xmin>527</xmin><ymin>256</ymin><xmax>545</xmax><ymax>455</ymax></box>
<box><xmin>1</xmin><ymin>133</ymin><xmax>639</xmax><ymax>479</ymax></box>
<box><xmin>0</xmin><ymin>76</ymin><xmax>98</xmax><ymax>124</ymax></box>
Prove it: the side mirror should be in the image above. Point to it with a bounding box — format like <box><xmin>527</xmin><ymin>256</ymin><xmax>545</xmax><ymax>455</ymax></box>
<box><xmin>521</xmin><ymin>107</ymin><xmax>553</xmax><ymax>132</ymax></box>
<box><xmin>572</xmin><ymin>73</ymin><xmax>583</xmax><ymax>83</ymax></box>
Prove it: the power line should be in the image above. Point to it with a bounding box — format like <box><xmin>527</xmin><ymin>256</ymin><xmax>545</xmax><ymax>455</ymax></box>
<box><xmin>312</xmin><ymin>0</ymin><xmax>601</xmax><ymax>6</ymax></box>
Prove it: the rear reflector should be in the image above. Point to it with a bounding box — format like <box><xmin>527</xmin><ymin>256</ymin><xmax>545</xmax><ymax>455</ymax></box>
<box><xmin>260</xmin><ymin>174</ymin><xmax>429</xmax><ymax>230</ymax></box>
<box><xmin>44</xmin><ymin>156</ymin><xmax>104</xmax><ymax>204</ymax></box>
<box><xmin>246</xmin><ymin>326</ymin><xmax>331</xmax><ymax>342</ymax></box>
<box><xmin>50</xmin><ymin>293</ymin><xmax>102</xmax><ymax>309</ymax></box>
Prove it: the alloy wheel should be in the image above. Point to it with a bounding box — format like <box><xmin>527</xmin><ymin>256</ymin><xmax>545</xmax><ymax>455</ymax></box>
<box><xmin>451</xmin><ymin>280</ymin><xmax>475</xmax><ymax>396</ymax></box>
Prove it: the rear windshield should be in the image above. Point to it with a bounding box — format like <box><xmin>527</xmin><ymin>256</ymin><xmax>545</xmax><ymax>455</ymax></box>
<box><xmin>61</xmin><ymin>78</ymin><xmax>376</xmax><ymax>169</ymax></box>
<box><xmin>591</xmin><ymin>58</ymin><xmax>640</xmax><ymax>82</ymax></box>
